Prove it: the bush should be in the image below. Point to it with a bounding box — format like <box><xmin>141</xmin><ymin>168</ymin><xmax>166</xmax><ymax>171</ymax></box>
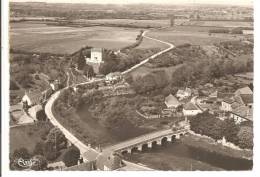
<box><xmin>43</xmin><ymin>141</ymin><xmax>58</xmax><ymax>161</ymax></box>
<box><xmin>31</xmin><ymin>155</ymin><xmax>48</xmax><ymax>171</ymax></box>
<box><xmin>237</xmin><ymin>126</ymin><xmax>253</xmax><ymax>149</ymax></box>
<box><xmin>62</xmin><ymin>146</ymin><xmax>80</xmax><ymax>167</ymax></box>
<box><xmin>33</xmin><ymin>141</ymin><xmax>45</xmax><ymax>156</ymax></box>
<box><xmin>36</xmin><ymin>110</ymin><xmax>47</xmax><ymax>121</ymax></box>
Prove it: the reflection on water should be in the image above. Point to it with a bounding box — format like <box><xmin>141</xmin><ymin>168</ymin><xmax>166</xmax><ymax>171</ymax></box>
<box><xmin>125</xmin><ymin>140</ymin><xmax>253</xmax><ymax>171</ymax></box>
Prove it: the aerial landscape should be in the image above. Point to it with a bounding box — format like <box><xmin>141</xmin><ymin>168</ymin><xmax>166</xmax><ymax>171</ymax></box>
<box><xmin>9</xmin><ymin>0</ymin><xmax>254</xmax><ymax>171</ymax></box>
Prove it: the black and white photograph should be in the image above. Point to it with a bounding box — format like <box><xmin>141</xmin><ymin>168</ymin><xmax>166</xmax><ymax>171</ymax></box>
<box><xmin>1</xmin><ymin>0</ymin><xmax>259</xmax><ymax>175</ymax></box>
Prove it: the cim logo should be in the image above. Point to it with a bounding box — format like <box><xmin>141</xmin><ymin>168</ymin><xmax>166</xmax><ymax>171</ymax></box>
<box><xmin>15</xmin><ymin>158</ymin><xmax>40</xmax><ymax>168</ymax></box>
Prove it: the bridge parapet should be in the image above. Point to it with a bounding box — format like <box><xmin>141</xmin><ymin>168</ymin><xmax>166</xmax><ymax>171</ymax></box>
<box><xmin>109</xmin><ymin>128</ymin><xmax>188</xmax><ymax>154</ymax></box>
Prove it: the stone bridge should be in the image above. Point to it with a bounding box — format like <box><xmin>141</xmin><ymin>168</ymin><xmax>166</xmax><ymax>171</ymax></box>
<box><xmin>104</xmin><ymin>128</ymin><xmax>188</xmax><ymax>154</ymax></box>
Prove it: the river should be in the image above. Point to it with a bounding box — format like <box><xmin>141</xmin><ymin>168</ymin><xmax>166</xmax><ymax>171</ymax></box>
<box><xmin>123</xmin><ymin>139</ymin><xmax>253</xmax><ymax>171</ymax></box>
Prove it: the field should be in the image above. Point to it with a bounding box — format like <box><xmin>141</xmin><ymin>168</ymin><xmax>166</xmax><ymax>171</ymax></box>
<box><xmin>148</xmin><ymin>26</ymin><xmax>247</xmax><ymax>46</ymax></box>
<box><xmin>77</xmin><ymin>19</ymin><xmax>188</xmax><ymax>28</ymax></box>
<box><xmin>137</xmin><ymin>37</ymin><xmax>168</xmax><ymax>50</ymax></box>
<box><xmin>182</xmin><ymin>20</ymin><xmax>253</xmax><ymax>28</ymax></box>
<box><xmin>10</xmin><ymin>22</ymin><xmax>141</xmax><ymax>54</ymax></box>
<box><xmin>129</xmin><ymin>64</ymin><xmax>184</xmax><ymax>80</ymax></box>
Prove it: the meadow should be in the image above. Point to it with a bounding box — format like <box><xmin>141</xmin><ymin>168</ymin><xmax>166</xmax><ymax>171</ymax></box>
<box><xmin>148</xmin><ymin>26</ymin><xmax>248</xmax><ymax>46</ymax></box>
<box><xmin>10</xmin><ymin>22</ymin><xmax>141</xmax><ymax>54</ymax></box>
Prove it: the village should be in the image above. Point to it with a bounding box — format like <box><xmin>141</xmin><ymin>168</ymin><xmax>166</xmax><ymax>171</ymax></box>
<box><xmin>7</xmin><ymin>1</ymin><xmax>254</xmax><ymax>172</ymax></box>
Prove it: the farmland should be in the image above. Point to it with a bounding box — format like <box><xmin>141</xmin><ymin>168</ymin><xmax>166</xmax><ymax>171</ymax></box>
<box><xmin>10</xmin><ymin>22</ymin><xmax>141</xmax><ymax>54</ymax></box>
<box><xmin>182</xmin><ymin>20</ymin><xmax>253</xmax><ymax>28</ymax></box>
<box><xmin>148</xmin><ymin>26</ymin><xmax>248</xmax><ymax>46</ymax></box>
<box><xmin>79</xmin><ymin>19</ymin><xmax>188</xmax><ymax>28</ymax></box>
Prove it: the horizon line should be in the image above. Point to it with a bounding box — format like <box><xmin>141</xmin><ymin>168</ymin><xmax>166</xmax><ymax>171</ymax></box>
<box><xmin>10</xmin><ymin>1</ymin><xmax>253</xmax><ymax>7</ymax></box>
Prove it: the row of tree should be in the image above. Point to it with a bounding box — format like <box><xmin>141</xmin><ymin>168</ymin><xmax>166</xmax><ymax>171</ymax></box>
<box><xmin>189</xmin><ymin>112</ymin><xmax>253</xmax><ymax>149</ymax></box>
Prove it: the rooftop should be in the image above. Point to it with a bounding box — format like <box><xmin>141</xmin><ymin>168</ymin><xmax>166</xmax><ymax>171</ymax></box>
<box><xmin>231</xmin><ymin>106</ymin><xmax>253</xmax><ymax>121</ymax></box>
<box><xmin>91</xmin><ymin>48</ymin><xmax>102</xmax><ymax>53</ymax></box>
<box><xmin>240</xmin><ymin>94</ymin><xmax>253</xmax><ymax>105</ymax></box>
<box><xmin>183</xmin><ymin>102</ymin><xmax>200</xmax><ymax>110</ymax></box>
<box><xmin>235</xmin><ymin>86</ymin><xmax>253</xmax><ymax>95</ymax></box>
<box><xmin>165</xmin><ymin>94</ymin><xmax>181</xmax><ymax>108</ymax></box>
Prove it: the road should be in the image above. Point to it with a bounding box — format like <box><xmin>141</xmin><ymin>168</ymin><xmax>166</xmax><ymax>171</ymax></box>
<box><xmin>121</xmin><ymin>30</ymin><xmax>175</xmax><ymax>75</ymax></box>
<box><xmin>45</xmin><ymin>30</ymin><xmax>175</xmax><ymax>170</ymax></box>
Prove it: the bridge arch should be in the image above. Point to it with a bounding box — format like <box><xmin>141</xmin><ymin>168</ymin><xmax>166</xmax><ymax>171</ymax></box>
<box><xmin>131</xmin><ymin>147</ymin><xmax>138</xmax><ymax>153</ymax></box>
<box><xmin>161</xmin><ymin>137</ymin><xmax>168</xmax><ymax>145</ymax></box>
<box><xmin>142</xmin><ymin>143</ymin><xmax>148</xmax><ymax>152</ymax></box>
<box><xmin>151</xmin><ymin>141</ymin><xmax>157</xmax><ymax>148</ymax></box>
<box><xmin>171</xmin><ymin>135</ymin><xmax>176</xmax><ymax>142</ymax></box>
<box><xmin>121</xmin><ymin>150</ymin><xmax>128</xmax><ymax>155</ymax></box>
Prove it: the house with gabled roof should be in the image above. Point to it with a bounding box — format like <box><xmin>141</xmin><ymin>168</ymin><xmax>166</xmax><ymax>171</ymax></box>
<box><xmin>21</xmin><ymin>90</ymin><xmax>43</xmax><ymax>106</ymax></box>
<box><xmin>230</xmin><ymin>106</ymin><xmax>253</xmax><ymax>124</ymax></box>
<box><xmin>96</xmin><ymin>152</ymin><xmax>124</xmax><ymax>171</ymax></box>
<box><xmin>235</xmin><ymin>86</ymin><xmax>253</xmax><ymax>96</ymax></box>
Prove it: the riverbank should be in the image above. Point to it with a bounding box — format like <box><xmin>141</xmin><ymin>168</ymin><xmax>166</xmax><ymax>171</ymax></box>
<box><xmin>183</xmin><ymin>133</ymin><xmax>253</xmax><ymax>160</ymax></box>
<box><xmin>122</xmin><ymin>133</ymin><xmax>253</xmax><ymax>171</ymax></box>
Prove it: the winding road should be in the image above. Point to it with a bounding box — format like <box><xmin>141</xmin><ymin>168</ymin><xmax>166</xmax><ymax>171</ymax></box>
<box><xmin>44</xmin><ymin>30</ymin><xmax>175</xmax><ymax>170</ymax></box>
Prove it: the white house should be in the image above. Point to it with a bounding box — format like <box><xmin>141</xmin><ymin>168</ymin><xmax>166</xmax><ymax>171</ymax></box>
<box><xmin>183</xmin><ymin>102</ymin><xmax>202</xmax><ymax>116</ymax></box>
<box><xmin>165</xmin><ymin>94</ymin><xmax>181</xmax><ymax>109</ymax></box>
<box><xmin>105</xmin><ymin>72</ymin><xmax>121</xmax><ymax>83</ymax></box>
<box><xmin>176</xmin><ymin>88</ymin><xmax>192</xmax><ymax>100</ymax></box>
<box><xmin>85</xmin><ymin>48</ymin><xmax>103</xmax><ymax>64</ymax></box>
<box><xmin>221</xmin><ymin>98</ymin><xmax>235</xmax><ymax>112</ymax></box>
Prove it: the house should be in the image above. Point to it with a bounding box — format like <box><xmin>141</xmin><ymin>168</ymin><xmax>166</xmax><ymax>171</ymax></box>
<box><xmin>176</xmin><ymin>88</ymin><xmax>192</xmax><ymax>100</ymax></box>
<box><xmin>165</xmin><ymin>94</ymin><xmax>181</xmax><ymax>109</ymax></box>
<box><xmin>221</xmin><ymin>94</ymin><xmax>253</xmax><ymax>112</ymax></box>
<box><xmin>105</xmin><ymin>72</ymin><xmax>121</xmax><ymax>83</ymax></box>
<box><xmin>239</xmin><ymin>94</ymin><xmax>253</xmax><ymax>108</ymax></box>
<box><xmin>221</xmin><ymin>98</ymin><xmax>236</xmax><ymax>112</ymax></box>
<box><xmin>235</xmin><ymin>86</ymin><xmax>253</xmax><ymax>96</ymax></box>
<box><xmin>21</xmin><ymin>90</ymin><xmax>43</xmax><ymax>106</ymax></box>
<box><xmin>85</xmin><ymin>48</ymin><xmax>104</xmax><ymax>74</ymax></box>
<box><xmin>183</xmin><ymin>102</ymin><xmax>202</xmax><ymax>116</ymax></box>
<box><xmin>85</xmin><ymin>48</ymin><xmax>103</xmax><ymax>64</ymax></box>
<box><xmin>230</xmin><ymin>106</ymin><xmax>253</xmax><ymax>124</ymax></box>
<box><xmin>96</xmin><ymin>152</ymin><xmax>124</xmax><ymax>171</ymax></box>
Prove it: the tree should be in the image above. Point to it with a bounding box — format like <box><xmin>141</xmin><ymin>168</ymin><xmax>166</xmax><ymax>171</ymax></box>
<box><xmin>33</xmin><ymin>142</ymin><xmax>45</xmax><ymax>156</ymax></box>
<box><xmin>77</xmin><ymin>49</ymin><xmax>86</xmax><ymax>70</ymax></box>
<box><xmin>222</xmin><ymin>118</ymin><xmax>240</xmax><ymax>145</ymax></box>
<box><xmin>83</xmin><ymin>64</ymin><xmax>95</xmax><ymax>78</ymax></box>
<box><xmin>36</xmin><ymin>109</ymin><xmax>47</xmax><ymax>121</ymax></box>
<box><xmin>31</xmin><ymin>155</ymin><xmax>48</xmax><ymax>171</ymax></box>
<box><xmin>62</xmin><ymin>146</ymin><xmax>80</xmax><ymax>167</ymax></box>
<box><xmin>43</xmin><ymin>141</ymin><xmax>58</xmax><ymax>161</ymax></box>
<box><xmin>237</xmin><ymin>126</ymin><xmax>253</xmax><ymax>149</ymax></box>
<box><xmin>12</xmin><ymin>147</ymin><xmax>31</xmax><ymax>160</ymax></box>
<box><xmin>46</xmin><ymin>127</ymin><xmax>67</xmax><ymax>151</ymax></box>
